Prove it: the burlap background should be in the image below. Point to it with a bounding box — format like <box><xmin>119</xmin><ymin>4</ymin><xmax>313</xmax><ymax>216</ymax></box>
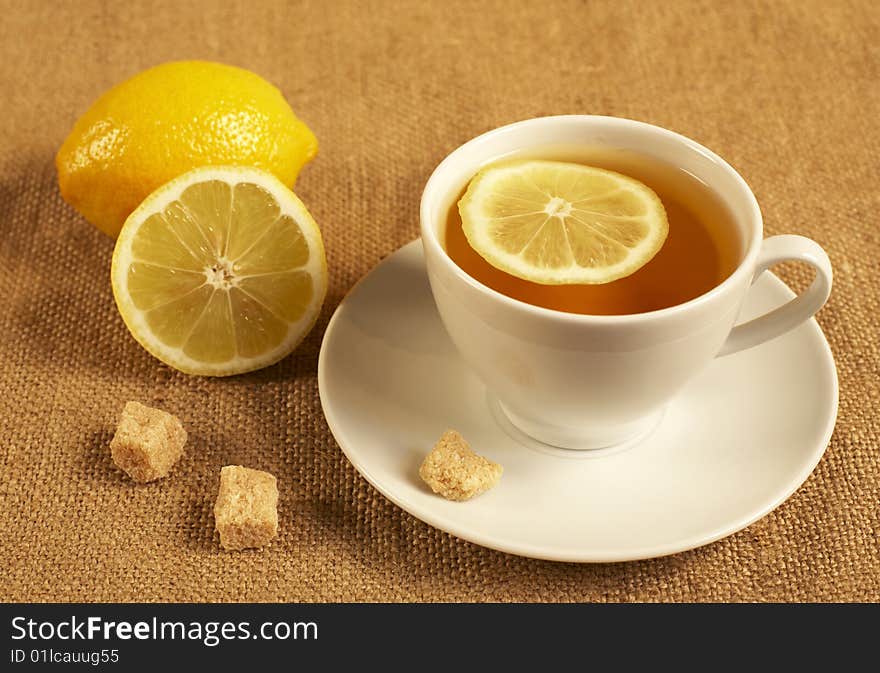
<box><xmin>1</xmin><ymin>0</ymin><xmax>877</xmax><ymax>602</ymax></box>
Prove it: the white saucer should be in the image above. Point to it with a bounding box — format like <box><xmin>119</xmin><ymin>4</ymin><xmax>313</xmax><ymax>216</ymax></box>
<box><xmin>318</xmin><ymin>241</ymin><xmax>838</xmax><ymax>562</ymax></box>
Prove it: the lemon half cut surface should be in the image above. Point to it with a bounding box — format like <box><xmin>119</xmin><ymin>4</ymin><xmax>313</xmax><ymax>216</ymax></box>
<box><xmin>459</xmin><ymin>160</ymin><xmax>669</xmax><ymax>285</ymax></box>
<box><xmin>111</xmin><ymin>166</ymin><xmax>328</xmax><ymax>376</ymax></box>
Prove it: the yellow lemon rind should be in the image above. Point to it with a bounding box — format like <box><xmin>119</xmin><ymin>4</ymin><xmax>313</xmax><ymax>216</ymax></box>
<box><xmin>56</xmin><ymin>60</ymin><xmax>319</xmax><ymax>239</ymax></box>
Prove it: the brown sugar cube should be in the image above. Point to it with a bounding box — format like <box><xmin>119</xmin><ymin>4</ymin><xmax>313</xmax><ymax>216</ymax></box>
<box><xmin>419</xmin><ymin>430</ymin><xmax>502</xmax><ymax>501</ymax></box>
<box><xmin>109</xmin><ymin>401</ymin><xmax>186</xmax><ymax>483</ymax></box>
<box><xmin>214</xmin><ymin>465</ymin><xmax>279</xmax><ymax>551</ymax></box>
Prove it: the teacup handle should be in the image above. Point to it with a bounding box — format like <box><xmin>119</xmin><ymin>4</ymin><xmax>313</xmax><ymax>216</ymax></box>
<box><xmin>718</xmin><ymin>235</ymin><xmax>832</xmax><ymax>356</ymax></box>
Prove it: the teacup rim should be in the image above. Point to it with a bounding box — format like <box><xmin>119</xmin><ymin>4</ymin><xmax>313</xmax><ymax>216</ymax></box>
<box><xmin>419</xmin><ymin>114</ymin><xmax>764</xmax><ymax>324</ymax></box>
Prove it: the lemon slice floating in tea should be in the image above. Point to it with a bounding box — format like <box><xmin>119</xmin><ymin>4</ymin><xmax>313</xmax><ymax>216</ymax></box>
<box><xmin>111</xmin><ymin>166</ymin><xmax>327</xmax><ymax>376</ymax></box>
<box><xmin>458</xmin><ymin>160</ymin><xmax>669</xmax><ymax>285</ymax></box>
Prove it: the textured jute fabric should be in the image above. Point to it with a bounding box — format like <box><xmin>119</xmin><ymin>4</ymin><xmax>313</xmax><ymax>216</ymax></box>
<box><xmin>1</xmin><ymin>0</ymin><xmax>877</xmax><ymax>602</ymax></box>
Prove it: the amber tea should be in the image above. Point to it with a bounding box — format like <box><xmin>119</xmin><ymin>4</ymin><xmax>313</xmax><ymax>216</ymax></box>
<box><xmin>444</xmin><ymin>148</ymin><xmax>741</xmax><ymax>315</ymax></box>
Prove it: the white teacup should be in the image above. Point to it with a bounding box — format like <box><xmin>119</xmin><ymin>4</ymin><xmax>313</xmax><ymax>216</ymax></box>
<box><xmin>419</xmin><ymin>115</ymin><xmax>832</xmax><ymax>450</ymax></box>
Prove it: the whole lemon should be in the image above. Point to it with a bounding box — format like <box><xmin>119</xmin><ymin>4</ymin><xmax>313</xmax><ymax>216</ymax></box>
<box><xmin>56</xmin><ymin>61</ymin><xmax>317</xmax><ymax>238</ymax></box>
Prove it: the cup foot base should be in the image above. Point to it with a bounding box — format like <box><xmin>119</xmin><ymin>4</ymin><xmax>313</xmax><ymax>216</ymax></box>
<box><xmin>488</xmin><ymin>393</ymin><xmax>665</xmax><ymax>455</ymax></box>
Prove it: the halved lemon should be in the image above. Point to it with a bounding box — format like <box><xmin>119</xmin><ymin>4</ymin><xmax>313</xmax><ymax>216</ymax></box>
<box><xmin>111</xmin><ymin>166</ymin><xmax>327</xmax><ymax>376</ymax></box>
<box><xmin>459</xmin><ymin>160</ymin><xmax>669</xmax><ymax>285</ymax></box>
